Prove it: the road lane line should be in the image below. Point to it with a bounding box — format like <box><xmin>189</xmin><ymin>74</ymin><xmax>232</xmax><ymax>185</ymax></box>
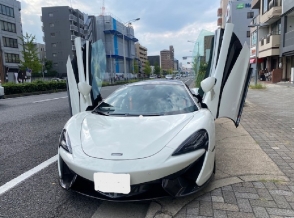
<box><xmin>33</xmin><ymin>96</ymin><xmax>68</xmax><ymax>103</ymax></box>
<box><xmin>0</xmin><ymin>155</ymin><xmax>58</xmax><ymax>196</ymax></box>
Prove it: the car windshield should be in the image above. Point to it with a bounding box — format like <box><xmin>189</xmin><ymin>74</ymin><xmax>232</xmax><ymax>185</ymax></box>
<box><xmin>94</xmin><ymin>84</ymin><xmax>198</xmax><ymax>116</ymax></box>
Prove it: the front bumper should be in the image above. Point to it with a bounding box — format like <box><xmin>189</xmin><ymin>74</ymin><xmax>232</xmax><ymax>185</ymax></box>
<box><xmin>58</xmin><ymin>148</ymin><xmax>214</xmax><ymax>201</ymax></box>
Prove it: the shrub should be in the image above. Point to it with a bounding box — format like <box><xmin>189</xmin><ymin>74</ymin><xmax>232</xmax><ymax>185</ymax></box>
<box><xmin>249</xmin><ymin>83</ymin><xmax>266</xmax><ymax>89</ymax></box>
<box><xmin>3</xmin><ymin>80</ymin><xmax>67</xmax><ymax>95</ymax></box>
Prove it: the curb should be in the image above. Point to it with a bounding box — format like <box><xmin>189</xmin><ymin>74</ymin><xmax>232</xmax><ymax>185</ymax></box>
<box><xmin>4</xmin><ymin>89</ymin><xmax>67</xmax><ymax>99</ymax></box>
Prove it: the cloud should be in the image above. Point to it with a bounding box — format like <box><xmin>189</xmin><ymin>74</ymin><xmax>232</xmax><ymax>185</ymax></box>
<box><xmin>19</xmin><ymin>0</ymin><xmax>218</xmax><ymax>67</ymax></box>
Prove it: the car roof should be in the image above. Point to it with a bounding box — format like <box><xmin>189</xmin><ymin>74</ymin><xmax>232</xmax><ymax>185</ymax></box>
<box><xmin>125</xmin><ymin>79</ymin><xmax>184</xmax><ymax>87</ymax></box>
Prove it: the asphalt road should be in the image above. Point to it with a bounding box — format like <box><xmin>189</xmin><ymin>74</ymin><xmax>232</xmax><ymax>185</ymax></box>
<box><xmin>0</xmin><ymin>77</ymin><xmax>194</xmax><ymax>218</ymax></box>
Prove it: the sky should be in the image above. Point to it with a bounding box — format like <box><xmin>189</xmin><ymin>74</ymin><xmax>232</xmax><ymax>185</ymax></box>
<box><xmin>19</xmin><ymin>0</ymin><xmax>218</xmax><ymax>68</ymax></box>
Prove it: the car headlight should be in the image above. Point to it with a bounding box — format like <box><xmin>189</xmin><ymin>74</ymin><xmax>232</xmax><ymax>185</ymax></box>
<box><xmin>172</xmin><ymin>129</ymin><xmax>209</xmax><ymax>156</ymax></box>
<box><xmin>59</xmin><ymin>129</ymin><xmax>72</xmax><ymax>154</ymax></box>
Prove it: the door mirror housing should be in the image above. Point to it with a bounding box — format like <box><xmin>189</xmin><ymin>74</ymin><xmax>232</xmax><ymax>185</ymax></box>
<box><xmin>78</xmin><ymin>82</ymin><xmax>92</xmax><ymax>97</ymax></box>
<box><xmin>200</xmin><ymin>77</ymin><xmax>216</xmax><ymax>93</ymax></box>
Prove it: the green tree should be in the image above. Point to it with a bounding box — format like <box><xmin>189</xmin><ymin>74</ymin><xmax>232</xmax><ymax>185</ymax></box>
<box><xmin>19</xmin><ymin>33</ymin><xmax>42</xmax><ymax>74</ymax></box>
<box><xmin>133</xmin><ymin>60</ymin><xmax>139</xmax><ymax>74</ymax></box>
<box><xmin>154</xmin><ymin>63</ymin><xmax>160</xmax><ymax>75</ymax></box>
<box><xmin>44</xmin><ymin>59</ymin><xmax>53</xmax><ymax>72</ymax></box>
<box><xmin>143</xmin><ymin>61</ymin><xmax>151</xmax><ymax>76</ymax></box>
<box><xmin>195</xmin><ymin>61</ymin><xmax>208</xmax><ymax>88</ymax></box>
<box><xmin>192</xmin><ymin>55</ymin><xmax>200</xmax><ymax>77</ymax></box>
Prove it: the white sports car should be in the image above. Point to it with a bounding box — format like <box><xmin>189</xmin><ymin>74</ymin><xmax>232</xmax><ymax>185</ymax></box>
<box><xmin>58</xmin><ymin>23</ymin><xmax>252</xmax><ymax>201</ymax></box>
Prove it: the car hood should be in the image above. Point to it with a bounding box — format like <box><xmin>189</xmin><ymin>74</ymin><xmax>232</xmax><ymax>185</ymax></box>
<box><xmin>81</xmin><ymin>113</ymin><xmax>194</xmax><ymax>160</ymax></box>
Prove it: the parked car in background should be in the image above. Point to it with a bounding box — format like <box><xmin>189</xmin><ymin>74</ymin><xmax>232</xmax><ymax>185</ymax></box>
<box><xmin>165</xmin><ymin>75</ymin><xmax>173</xmax><ymax>80</ymax></box>
<box><xmin>149</xmin><ymin>75</ymin><xmax>157</xmax><ymax>79</ymax></box>
<box><xmin>51</xmin><ymin>78</ymin><xmax>65</xmax><ymax>82</ymax></box>
<box><xmin>0</xmin><ymin>80</ymin><xmax>4</xmax><ymax>99</ymax></box>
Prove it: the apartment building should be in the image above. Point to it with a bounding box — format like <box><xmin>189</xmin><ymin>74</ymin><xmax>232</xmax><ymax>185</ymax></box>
<box><xmin>147</xmin><ymin>55</ymin><xmax>160</xmax><ymax>67</ymax></box>
<box><xmin>251</xmin><ymin>0</ymin><xmax>282</xmax><ymax>82</ymax></box>
<box><xmin>217</xmin><ymin>0</ymin><xmax>229</xmax><ymax>28</ymax></box>
<box><xmin>135</xmin><ymin>42</ymin><xmax>147</xmax><ymax>72</ymax></box>
<box><xmin>280</xmin><ymin>0</ymin><xmax>294</xmax><ymax>81</ymax></box>
<box><xmin>0</xmin><ymin>0</ymin><xmax>23</xmax><ymax>83</ymax></box>
<box><xmin>33</xmin><ymin>43</ymin><xmax>46</xmax><ymax>61</ymax></box>
<box><xmin>85</xmin><ymin>15</ymin><xmax>138</xmax><ymax>79</ymax></box>
<box><xmin>41</xmin><ymin>6</ymin><xmax>86</xmax><ymax>76</ymax></box>
<box><xmin>160</xmin><ymin>46</ymin><xmax>174</xmax><ymax>72</ymax></box>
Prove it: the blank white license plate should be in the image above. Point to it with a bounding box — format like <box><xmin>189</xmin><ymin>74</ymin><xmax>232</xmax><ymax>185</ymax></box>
<box><xmin>93</xmin><ymin>172</ymin><xmax>130</xmax><ymax>194</ymax></box>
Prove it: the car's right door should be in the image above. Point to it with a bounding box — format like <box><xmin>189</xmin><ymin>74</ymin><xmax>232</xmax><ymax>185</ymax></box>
<box><xmin>202</xmin><ymin>23</ymin><xmax>252</xmax><ymax>127</ymax></box>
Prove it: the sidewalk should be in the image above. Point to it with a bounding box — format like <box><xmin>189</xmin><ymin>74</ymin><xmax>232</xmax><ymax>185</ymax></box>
<box><xmin>146</xmin><ymin>83</ymin><xmax>294</xmax><ymax>218</ymax></box>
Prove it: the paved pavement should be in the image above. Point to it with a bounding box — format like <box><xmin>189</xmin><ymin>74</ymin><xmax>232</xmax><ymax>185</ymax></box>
<box><xmin>148</xmin><ymin>83</ymin><xmax>294</xmax><ymax>218</ymax></box>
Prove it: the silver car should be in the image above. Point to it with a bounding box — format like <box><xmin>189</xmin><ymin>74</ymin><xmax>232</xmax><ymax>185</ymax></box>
<box><xmin>165</xmin><ymin>75</ymin><xmax>173</xmax><ymax>80</ymax></box>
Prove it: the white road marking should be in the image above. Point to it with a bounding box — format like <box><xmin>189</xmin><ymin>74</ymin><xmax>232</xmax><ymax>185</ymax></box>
<box><xmin>33</xmin><ymin>96</ymin><xmax>68</xmax><ymax>103</ymax></box>
<box><xmin>0</xmin><ymin>155</ymin><xmax>58</xmax><ymax>196</ymax></box>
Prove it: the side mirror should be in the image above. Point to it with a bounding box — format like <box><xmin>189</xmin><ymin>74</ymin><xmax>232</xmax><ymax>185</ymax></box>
<box><xmin>78</xmin><ymin>82</ymin><xmax>92</xmax><ymax>97</ymax></box>
<box><xmin>200</xmin><ymin>77</ymin><xmax>216</xmax><ymax>93</ymax></box>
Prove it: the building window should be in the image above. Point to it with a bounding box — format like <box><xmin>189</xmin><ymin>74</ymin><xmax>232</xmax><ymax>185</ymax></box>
<box><xmin>251</xmin><ymin>30</ymin><xmax>257</xmax><ymax>46</ymax></box>
<box><xmin>54</xmin><ymin>63</ymin><xmax>58</xmax><ymax>67</ymax></box>
<box><xmin>50</xmin><ymin>23</ymin><xmax>54</xmax><ymax>27</ymax></box>
<box><xmin>4</xmin><ymin>53</ymin><xmax>20</xmax><ymax>63</ymax></box>
<box><xmin>271</xmin><ymin>20</ymin><xmax>281</xmax><ymax>35</ymax></box>
<box><xmin>52</xmin><ymin>43</ymin><xmax>57</xmax><ymax>47</ymax></box>
<box><xmin>3</xmin><ymin>37</ymin><xmax>18</xmax><ymax>48</ymax></box>
<box><xmin>0</xmin><ymin>20</ymin><xmax>16</xmax><ymax>33</ymax></box>
<box><xmin>0</xmin><ymin>4</ymin><xmax>14</xmax><ymax>18</ymax></box>
<box><xmin>53</xmin><ymin>53</ymin><xmax>57</xmax><ymax>57</ymax></box>
<box><xmin>247</xmin><ymin>12</ymin><xmax>254</xmax><ymax>19</ymax></box>
<box><xmin>49</xmin><ymin>13</ymin><xmax>53</xmax><ymax>17</ymax></box>
<box><xmin>247</xmin><ymin>31</ymin><xmax>250</xmax><ymax>38</ymax></box>
<box><xmin>263</xmin><ymin>0</ymin><xmax>269</xmax><ymax>14</ymax></box>
<box><xmin>50</xmin><ymin>33</ymin><xmax>55</xmax><ymax>37</ymax></box>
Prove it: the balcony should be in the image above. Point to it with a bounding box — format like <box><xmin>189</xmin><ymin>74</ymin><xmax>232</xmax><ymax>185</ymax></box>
<box><xmin>69</xmin><ymin>14</ymin><xmax>78</xmax><ymax>22</ymax></box>
<box><xmin>258</xmin><ymin>34</ymin><xmax>280</xmax><ymax>58</ymax></box>
<box><xmin>260</xmin><ymin>0</ymin><xmax>282</xmax><ymax>24</ymax></box>
<box><xmin>72</xmin><ymin>45</ymin><xmax>76</xmax><ymax>50</ymax></box>
<box><xmin>71</xmin><ymin>35</ymin><xmax>76</xmax><ymax>40</ymax></box>
<box><xmin>43</xmin><ymin>36</ymin><xmax>45</xmax><ymax>42</ymax></box>
<box><xmin>217</xmin><ymin>8</ymin><xmax>222</xmax><ymax>17</ymax></box>
<box><xmin>251</xmin><ymin>15</ymin><xmax>259</xmax><ymax>26</ymax></box>
<box><xmin>41</xmin><ymin>26</ymin><xmax>44</xmax><ymax>32</ymax></box>
<box><xmin>70</xmin><ymin>25</ymin><xmax>78</xmax><ymax>32</ymax></box>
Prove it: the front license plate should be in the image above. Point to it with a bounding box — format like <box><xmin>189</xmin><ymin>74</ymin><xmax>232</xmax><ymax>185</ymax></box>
<box><xmin>93</xmin><ymin>172</ymin><xmax>130</xmax><ymax>194</ymax></box>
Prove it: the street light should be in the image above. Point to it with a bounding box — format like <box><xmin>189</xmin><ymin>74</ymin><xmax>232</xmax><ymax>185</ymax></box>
<box><xmin>122</xmin><ymin>18</ymin><xmax>140</xmax><ymax>81</ymax></box>
<box><xmin>248</xmin><ymin>23</ymin><xmax>268</xmax><ymax>86</ymax></box>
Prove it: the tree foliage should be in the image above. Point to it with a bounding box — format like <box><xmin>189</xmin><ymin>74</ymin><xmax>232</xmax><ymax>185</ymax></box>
<box><xmin>143</xmin><ymin>61</ymin><xmax>151</xmax><ymax>76</ymax></box>
<box><xmin>133</xmin><ymin>60</ymin><xmax>139</xmax><ymax>74</ymax></box>
<box><xmin>154</xmin><ymin>63</ymin><xmax>160</xmax><ymax>75</ymax></box>
<box><xmin>195</xmin><ymin>61</ymin><xmax>208</xmax><ymax>88</ymax></box>
<box><xmin>19</xmin><ymin>33</ymin><xmax>42</xmax><ymax>74</ymax></box>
